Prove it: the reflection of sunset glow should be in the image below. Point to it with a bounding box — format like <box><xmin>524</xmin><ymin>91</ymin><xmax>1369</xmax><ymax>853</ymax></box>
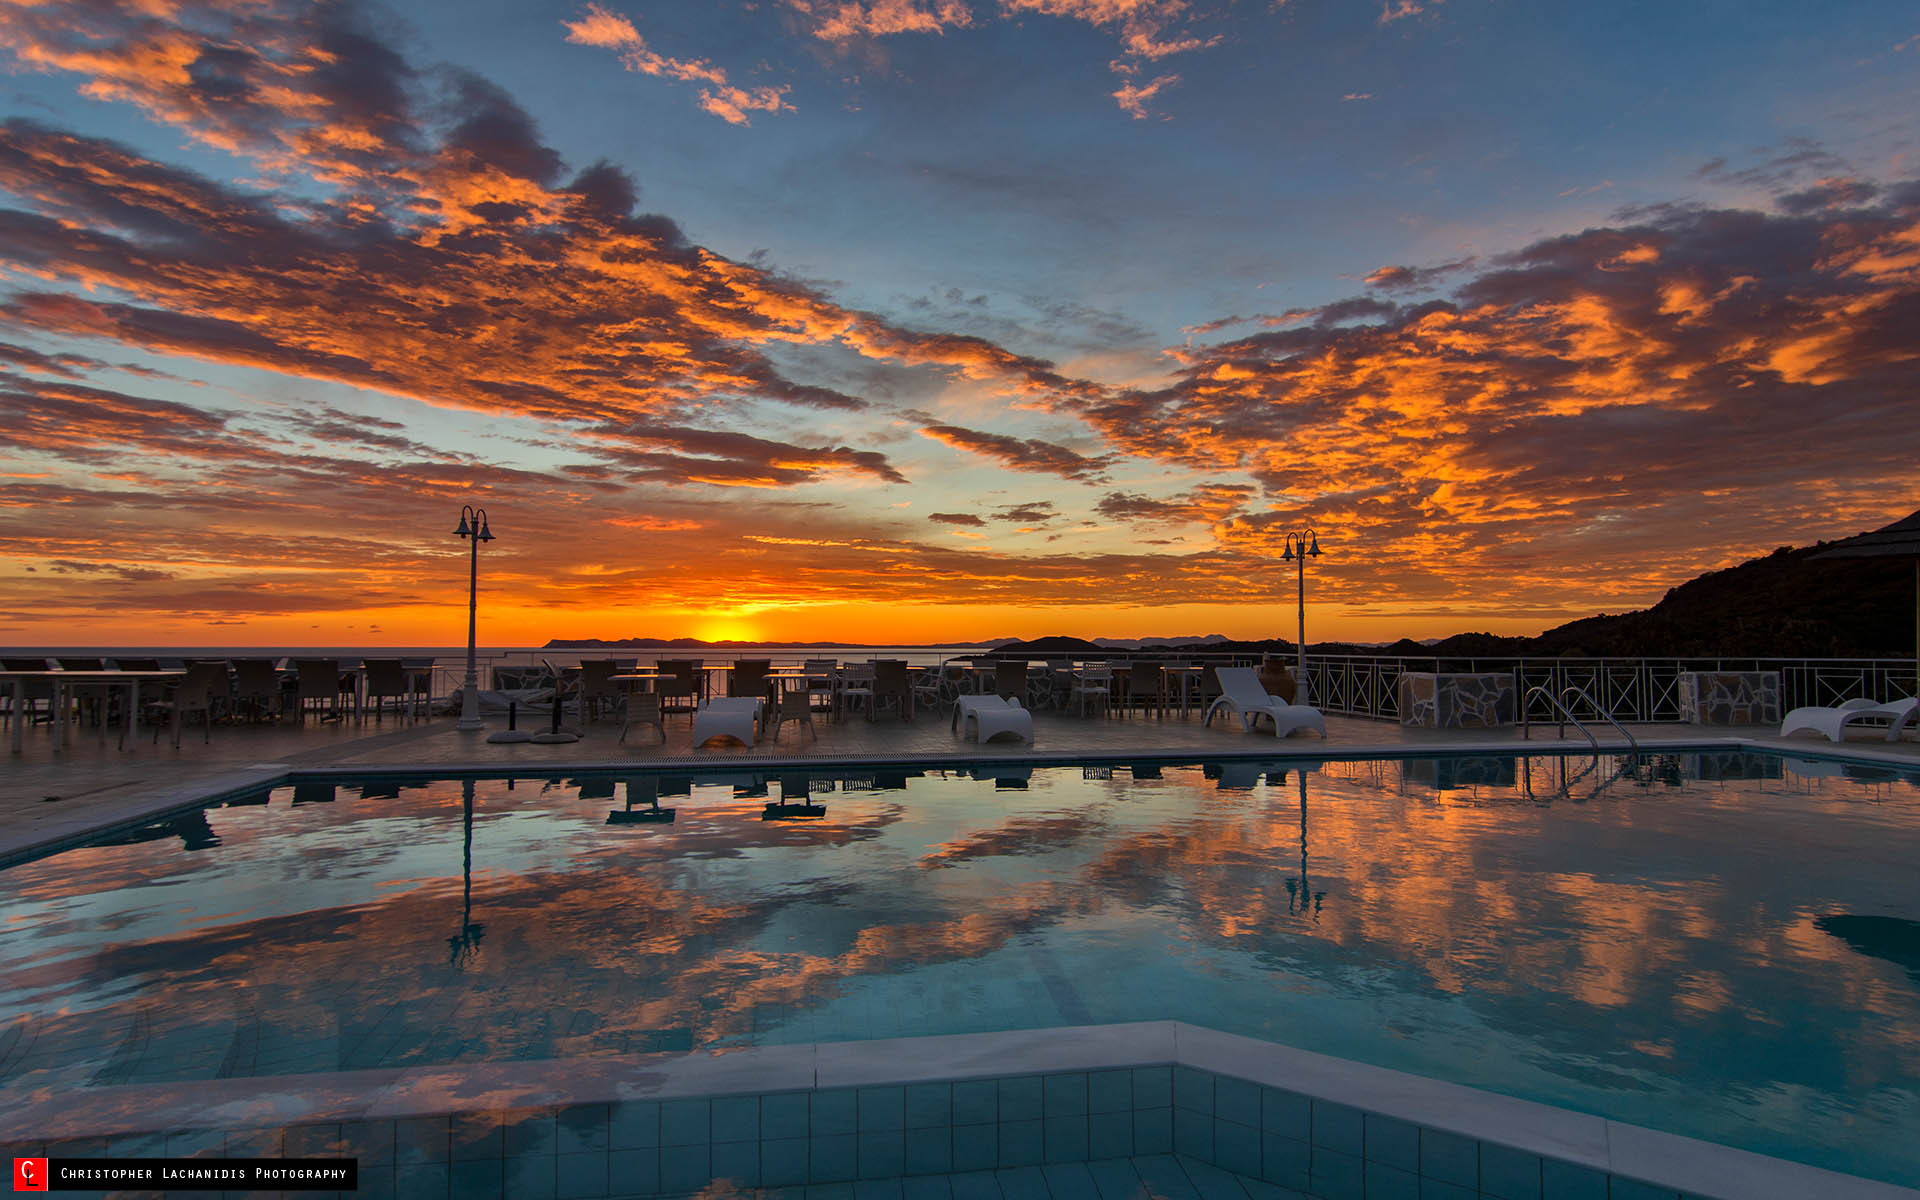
<box><xmin>4</xmin><ymin>756</ymin><xmax>1918</xmax><ymax>1189</ymax></box>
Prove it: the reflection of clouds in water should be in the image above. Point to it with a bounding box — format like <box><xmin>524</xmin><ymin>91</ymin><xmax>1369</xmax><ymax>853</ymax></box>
<box><xmin>1</xmin><ymin>760</ymin><xmax>1918</xmax><ymax>1175</ymax></box>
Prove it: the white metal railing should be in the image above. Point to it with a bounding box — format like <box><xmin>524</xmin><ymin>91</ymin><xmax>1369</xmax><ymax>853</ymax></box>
<box><xmin>1300</xmin><ymin>655</ymin><xmax>1918</xmax><ymax>723</ymax></box>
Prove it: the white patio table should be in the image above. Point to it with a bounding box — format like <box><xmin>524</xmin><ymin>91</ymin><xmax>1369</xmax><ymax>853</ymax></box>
<box><xmin>2</xmin><ymin>668</ymin><xmax>185</xmax><ymax>753</ymax></box>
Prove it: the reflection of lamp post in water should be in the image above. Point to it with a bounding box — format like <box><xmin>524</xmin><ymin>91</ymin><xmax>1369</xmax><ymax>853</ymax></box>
<box><xmin>449</xmin><ymin>779</ymin><xmax>486</xmax><ymax>968</ymax></box>
<box><xmin>1282</xmin><ymin>768</ymin><xmax>1324</xmax><ymax>920</ymax></box>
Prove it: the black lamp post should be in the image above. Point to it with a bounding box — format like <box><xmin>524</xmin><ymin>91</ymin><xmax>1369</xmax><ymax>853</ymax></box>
<box><xmin>454</xmin><ymin>505</ymin><xmax>494</xmax><ymax>732</ymax></box>
<box><xmin>1280</xmin><ymin>528</ymin><xmax>1321</xmax><ymax>699</ymax></box>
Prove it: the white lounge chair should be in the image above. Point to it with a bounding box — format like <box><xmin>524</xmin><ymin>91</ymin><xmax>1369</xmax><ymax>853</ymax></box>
<box><xmin>1780</xmin><ymin>696</ymin><xmax>1919</xmax><ymax>743</ymax></box>
<box><xmin>953</xmin><ymin>694</ymin><xmax>1033</xmax><ymax>743</ymax></box>
<box><xmin>1204</xmin><ymin>666</ymin><xmax>1326</xmax><ymax>738</ymax></box>
<box><xmin>693</xmin><ymin>697</ymin><xmax>762</xmax><ymax>747</ymax></box>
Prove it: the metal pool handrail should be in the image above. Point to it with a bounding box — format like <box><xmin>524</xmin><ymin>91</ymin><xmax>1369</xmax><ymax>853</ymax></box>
<box><xmin>1520</xmin><ymin>684</ymin><xmax>1639</xmax><ymax>757</ymax></box>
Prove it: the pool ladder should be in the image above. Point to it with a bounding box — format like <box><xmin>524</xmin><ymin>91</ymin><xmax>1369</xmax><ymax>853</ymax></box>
<box><xmin>1521</xmin><ymin>685</ymin><xmax>1639</xmax><ymax>756</ymax></box>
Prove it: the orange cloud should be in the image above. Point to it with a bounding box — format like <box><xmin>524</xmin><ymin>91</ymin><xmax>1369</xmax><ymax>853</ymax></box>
<box><xmin>563</xmin><ymin>4</ymin><xmax>790</xmax><ymax>125</ymax></box>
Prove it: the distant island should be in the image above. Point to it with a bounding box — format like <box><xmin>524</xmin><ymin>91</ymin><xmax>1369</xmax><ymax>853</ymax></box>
<box><xmin>548</xmin><ymin>538</ymin><xmax>1913</xmax><ymax>660</ymax></box>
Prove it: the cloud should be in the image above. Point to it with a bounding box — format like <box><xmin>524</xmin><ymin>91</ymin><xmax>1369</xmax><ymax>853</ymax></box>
<box><xmin>1094</xmin><ymin>483</ymin><xmax>1253</xmax><ymax>526</ymax></box>
<box><xmin>1062</xmin><ymin>184</ymin><xmax>1920</xmax><ymax>610</ymax></box>
<box><xmin>928</xmin><ymin>511</ymin><xmax>987</xmax><ymax>525</ymax></box>
<box><xmin>1112</xmin><ymin>73</ymin><xmax>1179</xmax><ymax>119</ymax></box>
<box><xmin>993</xmin><ymin>500</ymin><xmax>1058</xmax><ymax>523</ymax></box>
<box><xmin>563</xmin><ymin>4</ymin><xmax>790</xmax><ymax>125</ymax></box>
<box><xmin>1363</xmin><ymin>259</ymin><xmax>1476</xmax><ymax>292</ymax></box>
<box><xmin>919</xmin><ymin>423</ymin><xmax>1111</xmax><ymax>479</ymax></box>
<box><xmin>790</xmin><ymin>0</ymin><xmax>976</xmax><ymax>42</ymax></box>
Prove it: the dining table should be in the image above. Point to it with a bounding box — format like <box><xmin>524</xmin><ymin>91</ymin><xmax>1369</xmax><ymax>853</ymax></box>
<box><xmin>1</xmin><ymin>668</ymin><xmax>185</xmax><ymax>753</ymax></box>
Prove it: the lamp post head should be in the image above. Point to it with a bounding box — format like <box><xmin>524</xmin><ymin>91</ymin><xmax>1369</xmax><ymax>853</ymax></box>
<box><xmin>456</xmin><ymin>505</ymin><xmax>496</xmax><ymax>542</ymax></box>
<box><xmin>1307</xmin><ymin>531</ymin><xmax>1321</xmax><ymax>557</ymax></box>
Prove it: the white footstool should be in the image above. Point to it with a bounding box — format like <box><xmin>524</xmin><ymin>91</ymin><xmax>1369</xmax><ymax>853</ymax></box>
<box><xmin>954</xmin><ymin>694</ymin><xmax>1033</xmax><ymax>743</ymax></box>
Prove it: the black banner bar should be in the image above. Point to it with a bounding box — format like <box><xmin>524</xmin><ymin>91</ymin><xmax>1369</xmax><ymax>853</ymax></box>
<box><xmin>43</xmin><ymin>1158</ymin><xmax>357</xmax><ymax>1191</ymax></box>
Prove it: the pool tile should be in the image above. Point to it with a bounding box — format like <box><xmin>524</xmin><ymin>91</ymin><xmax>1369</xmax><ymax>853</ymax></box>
<box><xmin>1310</xmin><ymin>1102</ymin><xmax>1364</xmax><ymax>1157</ymax></box>
<box><xmin>450</xmin><ymin>1112</ymin><xmax>503</xmax><ymax>1162</ymax></box>
<box><xmin>1402</xmin><ymin>1129</ymin><xmax>1468</xmax><ymax>1187</ymax></box>
<box><xmin>556</xmin><ymin>1151</ymin><xmax>609</xmax><ymax>1200</ymax></box>
<box><xmin>1045</xmin><ymin>1072</ymin><xmax>1090</xmax><ymax>1118</ymax></box>
<box><xmin>1603</xmin><ymin>1177</ymin><xmax>1678</xmax><ymax>1200</ymax></box>
<box><xmin>860</xmin><ymin>1086</ymin><xmax>906</xmax><ymax>1133</ymax></box>
<box><xmin>1089</xmin><ymin>1069</ymin><xmax>1132</xmax><ymax>1114</ymax></box>
<box><xmin>393</xmin><ymin>1116</ymin><xmax>451</xmax><ymax>1165</ymax></box>
<box><xmin>1042</xmin><ymin>1161</ymin><xmax>1103</xmax><ymax>1200</ymax></box>
<box><xmin>1259</xmin><ymin>1089</ymin><xmax>1309</xmax><ymax>1141</ymax></box>
<box><xmin>954</xmin><ymin>1080</ymin><xmax>999</xmax><ymax>1125</ymax></box>
<box><xmin>859</xmin><ymin>1131</ymin><xmax>906</xmax><ymax>1179</ymax></box>
<box><xmin>907</xmin><ymin>1082</ymin><xmax>952</xmax><ymax>1128</ymax></box>
<box><xmin>762</xmin><ymin>1137</ymin><xmax>810</xmax><ymax>1187</ymax></box>
<box><xmin>1310</xmin><ymin>1148</ymin><xmax>1363</xmax><ymax>1200</ymax></box>
<box><xmin>902</xmin><ymin>1175</ymin><xmax>954</xmax><ymax>1200</ymax></box>
<box><xmin>906</xmin><ymin>1126</ymin><xmax>953</xmax><ymax>1176</ymax></box>
<box><xmin>954</xmin><ymin>1124</ymin><xmax>998</xmax><ymax>1172</ymax></box>
<box><xmin>1089</xmin><ymin>1110</ymin><xmax>1132</xmax><ymax>1160</ymax></box>
<box><xmin>714</xmin><ymin>1139</ymin><xmax>761</xmax><ymax>1187</ymax></box>
<box><xmin>1131</xmin><ymin>1153</ymin><xmax>1201</xmax><ymax>1200</ymax></box>
<box><xmin>811</xmin><ymin>1184</ymin><xmax>858</xmax><ymax>1200</ymax></box>
<box><xmin>1133</xmin><ymin>1108</ymin><xmax>1172</xmax><ymax>1156</ymax></box>
<box><xmin>1478</xmin><ymin>1143</ymin><xmax>1542</xmax><ymax>1200</ymax></box>
<box><xmin>811</xmin><ymin>1133</ymin><xmax>858</xmax><ymax>1183</ymax></box>
<box><xmin>165</xmin><ymin>1129</ymin><xmax>224</xmax><ymax>1158</ymax></box>
<box><xmin>1214</xmin><ymin>1077</ymin><xmax>1260</xmax><ymax>1128</ymax></box>
<box><xmin>713</xmin><ymin>1095</ymin><xmax>760</xmax><ymax>1144</ymax></box>
<box><xmin>815</xmin><ymin>1089</ymin><xmax>861</xmax><ymax>1137</ymax></box>
<box><xmin>662</xmin><ymin>1144</ymin><xmax>713</xmax><ymax>1193</ymax></box>
<box><xmin>223</xmin><ymin>1128</ymin><xmax>282</xmax><ymax>1158</ymax></box>
<box><xmin>354</xmin><ymin>1163</ymin><xmax>399</xmax><ymax>1200</ymax></box>
<box><xmin>1183</xmin><ymin>1156</ymin><xmax>1256</xmax><ymax>1200</ymax></box>
<box><xmin>557</xmin><ymin>1103</ymin><xmax>609</xmax><ymax>1155</ymax></box>
<box><xmin>1363</xmin><ymin>1162</ymin><xmax>1418</xmax><ymax>1200</ymax></box>
<box><xmin>661</xmin><ymin>1098</ymin><xmax>711</xmax><ymax>1147</ymax></box>
<box><xmin>1132</xmin><ymin>1066</ymin><xmax>1172</xmax><ymax>1110</ymax></box>
<box><xmin>1237</xmin><ymin>1176</ymin><xmax>1307</xmax><ymax>1200</ymax></box>
<box><xmin>949</xmin><ymin>1168</ymin><xmax>1003</xmax><ymax>1200</ymax></box>
<box><xmin>996</xmin><ymin>1164</ymin><xmax>1051</xmax><ymax>1200</ymax></box>
<box><xmin>394</xmin><ymin>1161</ymin><xmax>449</xmax><ymax>1199</ymax></box>
<box><xmin>1539</xmin><ymin>1157</ymin><xmax>1604</xmax><ymax>1200</ymax></box>
<box><xmin>766</xmin><ymin>1092</ymin><xmax>813</xmax><ymax>1140</ymax></box>
<box><xmin>1173</xmin><ymin>1066</ymin><xmax>1214</xmax><ymax>1115</ymax></box>
<box><xmin>282</xmin><ymin>1123</ymin><xmax>343</xmax><ymax>1159</ymax></box>
<box><xmin>504</xmin><ymin>1108</ymin><xmax>559</xmax><ymax>1158</ymax></box>
<box><xmin>1086</xmin><ymin>1157</ymin><xmax>1145</xmax><ymax>1200</ymax></box>
<box><xmin>610</xmin><ymin>1100</ymin><xmax>661</xmax><ymax>1149</ymax></box>
<box><xmin>1173</xmin><ymin>1107</ymin><xmax>1213</xmax><ymax>1160</ymax></box>
<box><xmin>857</xmin><ymin>1179</ymin><xmax>905</xmax><ymax>1200</ymax></box>
<box><xmin>998</xmin><ymin>1118</ymin><xmax>1043</xmax><ymax>1167</ymax></box>
<box><xmin>609</xmin><ymin>1148</ymin><xmax>661</xmax><ymax>1195</ymax></box>
<box><xmin>1363</xmin><ymin>1115</ymin><xmax>1418</xmax><ymax>1172</ymax></box>
<box><xmin>1044</xmin><ymin>1115</ymin><xmax>1089</xmax><ymax>1163</ymax></box>
<box><xmin>998</xmin><ymin>1076</ymin><xmax>1043</xmax><ymax>1122</ymax></box>
<box><xmin>1214</xmin><ymin>1118</ymin><xmax>1260</xmax><ymax>1178</ymax></box>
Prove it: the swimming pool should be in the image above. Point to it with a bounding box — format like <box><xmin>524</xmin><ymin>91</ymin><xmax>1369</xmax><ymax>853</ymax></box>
<box><xmin>2</xmin><ymin>751</ymin><xmax>1917</xmax><ymax>1185</ymax></box>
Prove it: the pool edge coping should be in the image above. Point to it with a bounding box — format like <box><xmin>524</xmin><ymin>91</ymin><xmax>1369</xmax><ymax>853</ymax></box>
<box><xmin>0</xmin><ymin>1022</ymin><xmax>1912</xmax><ymax>1199</ymax></box>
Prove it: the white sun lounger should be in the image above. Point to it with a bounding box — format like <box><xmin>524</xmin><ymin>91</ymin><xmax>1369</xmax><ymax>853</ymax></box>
<box><xmin>1204</xmin><ymin>666</ymin><xmax>1326</xmax><ymax>738</ymax></box>
<box><xmin>953</xmin><ymin>694</ymin><xmax>1033</xmax><ymax>743</ymax></box>
<box><xmin>693</xmin><ymin>696</ymin><xmax>763</xmax><ymax>747</ymax></box>
<box><xmin>1780</xmin><ymin>696</ymin><xmax>1919</xmax><ymax>743</ymax></box>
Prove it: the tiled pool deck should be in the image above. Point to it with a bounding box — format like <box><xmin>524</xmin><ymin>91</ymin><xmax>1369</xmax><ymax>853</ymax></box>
<box><xmin>5</xmin><ymin>707</ymin><xmax>1919</xmax><ymax>1200</ymax></box>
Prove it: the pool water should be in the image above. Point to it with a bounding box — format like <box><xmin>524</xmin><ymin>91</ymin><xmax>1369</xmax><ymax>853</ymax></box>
<box><xmin>3</xmin><ymin>752</ymin><xmax>1918</xmax><ymax>1184</ymax></box>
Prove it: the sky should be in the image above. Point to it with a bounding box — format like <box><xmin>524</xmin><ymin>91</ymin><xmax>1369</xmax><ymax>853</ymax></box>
<box><xmin>0</xmin><ymin>0</ymin><xmax>1916</xmax><ymax>648</ymax></box>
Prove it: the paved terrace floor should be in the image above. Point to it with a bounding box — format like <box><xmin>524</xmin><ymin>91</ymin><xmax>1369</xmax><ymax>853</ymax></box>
<box><xmin>5</xmin><ymin>701</ymin><xmax>1918</xmax><ymax>865</ymax></box>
